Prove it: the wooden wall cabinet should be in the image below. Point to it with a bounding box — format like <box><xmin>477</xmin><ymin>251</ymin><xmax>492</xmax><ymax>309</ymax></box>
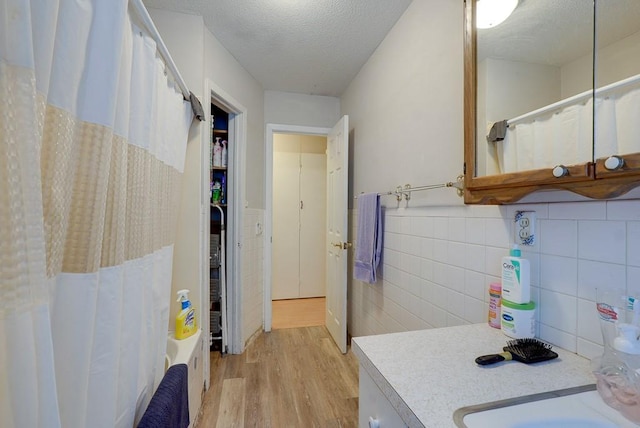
<box><xmin>463</xmin><ymin>0</ymin><xmax>640</xmax><ymax>204</ymax></box>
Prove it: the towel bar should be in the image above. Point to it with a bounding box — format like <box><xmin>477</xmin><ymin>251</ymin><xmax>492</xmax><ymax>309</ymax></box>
<box><xmin>355</xmin><ymin>175</ymin><xmax>464</xmax><ymax>201</ymax></box>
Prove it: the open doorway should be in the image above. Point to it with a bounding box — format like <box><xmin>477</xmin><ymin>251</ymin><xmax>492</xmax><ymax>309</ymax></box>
<box><xmin>271</xmin><ymin>132</ymin><xmax>327</xmax><ymax>329</ymax></box>
<box><xmin>201</xmin><ymin>79</ymin><xmax>247</xmax><ymax>388</ymax></box>
<box><xmin>264</xmin><ymin>124</ymin><xmax>331</xmax><ymax>331</ymax></box>
<box><xmin>265</xmin><ymin>117</ymin><xmax>349</xmax><ymax>352</ymax></box>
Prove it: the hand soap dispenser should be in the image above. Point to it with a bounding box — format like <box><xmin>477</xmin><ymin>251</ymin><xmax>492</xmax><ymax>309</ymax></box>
<box><xmin>175</xmin><ymin>289</ymin><xmax>197</xmax><ymax>340</ymax></box>
<box><xmin>213</xmin><ymin>137</ymin><xmax>222</xmax><ymax>167</ymax></box>
<box><xmin>221</xmin><ymin>140</ymin><xmax>228</xmax><ymax>167</ymax></box>
<box><xmin>501</xmin><ymin>244</ymin><xmax>530</xmax><ymax>304</ymax></box>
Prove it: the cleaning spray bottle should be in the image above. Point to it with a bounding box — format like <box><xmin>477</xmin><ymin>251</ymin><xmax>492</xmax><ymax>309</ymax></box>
<box><xmin>175</xmin><ymin>289</ymin><xmax>197</xmax><ymax>340</ymax></box>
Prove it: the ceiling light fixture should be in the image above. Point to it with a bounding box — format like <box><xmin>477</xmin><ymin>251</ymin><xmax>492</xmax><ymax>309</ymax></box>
<box><xmin>476</xmin><ymin>0</ymin><xmax>518</xmax><ymax>29</ymax></box>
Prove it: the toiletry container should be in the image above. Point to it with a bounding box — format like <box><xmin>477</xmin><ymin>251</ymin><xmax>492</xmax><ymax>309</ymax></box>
<box><xmin>593</xmin><ymin>290</ymin><xmax>640</xmax><ymax>423</ymax></box>
<box><xmin>501</xmin><ymin>300</ymin><xmax>535</xmax><ymax>339</ymax></box>
<box><xmin>221</xmin><ymin>174</ymin><xmax>226</xmax><ymax>204</ymax></box>
<box><xmin>501</xmin><ymin>244</ymin><xmax>530</xmax><ymax>304</ymax></box>
<box><xmin>221</xmin><ymin>140</ymin><xmax>228</xmax><ymax>167</ymax></box>
<box><xmin>212</xmin><ymin>180</ymin><xmax>221</xmax><ymax>204</ymax></box>
<box><xmin>175</xmin><ymin>289</ymin><xmax>197</xmax><ymax>340</ymax></box>
<box><xmin>488</xmin><ymin>282</ymin><xmax>502</xmax><ymax>329</ymax></box>
<box><xmin>213</xmin><ymin>137</ymin><xmax>222</xmax><ymax>167</ymax></box>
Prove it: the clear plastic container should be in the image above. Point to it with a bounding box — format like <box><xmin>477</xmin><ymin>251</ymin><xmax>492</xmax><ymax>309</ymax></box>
<box><xmin>592</xmin><ymin>288</ymin><xmax>640</xmax><ymax>424</ymax></box>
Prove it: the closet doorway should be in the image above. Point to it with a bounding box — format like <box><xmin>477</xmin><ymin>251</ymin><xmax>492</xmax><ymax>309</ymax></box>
<box><xmin>269</xmin><ymin>130</ymin><xmax>328</xmax><ymax>329</ymax></box>
<box><xmin>201</xmin><ymin>79</ymin><xmax>247</xmax><ymax>390</ymax></box>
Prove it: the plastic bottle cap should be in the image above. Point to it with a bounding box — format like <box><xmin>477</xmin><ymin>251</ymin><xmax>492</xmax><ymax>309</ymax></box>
<box><xmin>510</xmin><ymin>244</ymin><xmax>521</xmax><ymax>257</ymax></box>
<box><xmin>502</xmin><ymin>299</ymin><xmax>535</xmax><ymax>310</ymax></box>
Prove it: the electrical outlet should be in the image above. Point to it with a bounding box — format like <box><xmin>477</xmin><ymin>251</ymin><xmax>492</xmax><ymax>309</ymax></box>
<box><xmin>514</xmin><ymin>211</ymin><xmax>536</xmax><ymax>245</ymax></box>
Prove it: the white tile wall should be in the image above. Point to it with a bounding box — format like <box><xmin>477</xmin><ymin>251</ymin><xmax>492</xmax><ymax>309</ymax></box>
<box><xmin>241</xmin><ymin>209</ymin><xmax>264</xmax><ymax>347</ymax></box>
<box><xmin>349</xmin><ymin>199</ymin><xmax>640</xmax><ymax>360</ymax></box>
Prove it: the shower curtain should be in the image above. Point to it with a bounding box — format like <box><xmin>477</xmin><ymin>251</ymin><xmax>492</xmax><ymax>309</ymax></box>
<box><xmin>0</xmin><ymin>1</ymin><xmax>193</xmax><ymax>427</ymax></box>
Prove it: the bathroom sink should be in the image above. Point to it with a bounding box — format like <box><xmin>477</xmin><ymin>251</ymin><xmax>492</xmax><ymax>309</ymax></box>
<box><xmin>453</xmin><ymin>384</ymin><xmax>637</xmax><ymax>427</ymax></box>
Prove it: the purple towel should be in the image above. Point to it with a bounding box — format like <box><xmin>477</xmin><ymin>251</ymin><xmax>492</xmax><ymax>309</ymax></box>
<box><xmin>138</xmin><ymin>363</ymin><xmax>189</xmax><ymax>428</ymax></box>
<box><xmin>354</xmin><ymin>193</ymin><xmax>382</xmax><ymax>283</ymax></box>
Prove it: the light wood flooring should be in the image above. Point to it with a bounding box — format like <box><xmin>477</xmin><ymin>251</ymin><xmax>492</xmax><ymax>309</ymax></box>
<box><xmin>196</xmin><ymin>326</ymin><xmax>359</xmax><ymax>427</ymax></box>
<box><xmin>271</xmin><ymin>297</ymin><xmax>326</xmax><ymax>329</ymax></box>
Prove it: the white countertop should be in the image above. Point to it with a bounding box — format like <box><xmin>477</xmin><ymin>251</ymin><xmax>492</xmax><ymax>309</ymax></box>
<box><xmin>351</xmin><ymin>324</ymin><xmax>596</xmax><ymax>428</ymax></box>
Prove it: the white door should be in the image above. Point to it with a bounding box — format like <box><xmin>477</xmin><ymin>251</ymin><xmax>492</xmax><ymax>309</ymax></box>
<box><xmin>300</xmin><ymin>152</ymin><xmax>327</xmax><ymax>297</ymax></box>
<box><xmin>326</xmin><ymin>115</ymin><xmax>349</xmax><ymax>353</ymax></box>
<box><xmin>272</xmin><ymin>150</ymin><xmax>300</xmax><ymax>300</ymax></box>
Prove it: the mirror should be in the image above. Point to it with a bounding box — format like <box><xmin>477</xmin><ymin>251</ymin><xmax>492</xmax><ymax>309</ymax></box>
<box><xmin>475</xmin><ymin>0</ymin><xmax>594</xmax><ymax>177</ymax></box>
<box><xmin>464</xmin><ymin>0</ymin><xmax>640</xmax><ymax>204</ymax></box>
<box><xmin>594</xmin><ymin>1</ymin><xmax>640</xmax><ymax>170</ymax></box>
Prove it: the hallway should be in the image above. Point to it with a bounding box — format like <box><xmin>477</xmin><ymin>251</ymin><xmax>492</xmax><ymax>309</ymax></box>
<box><xmin>197</xmin><ymin>326</ymin><xmax>359</xmax><ymax>427</ymax></box>
<box><xmin>271</xmin><ymin>297</ymin><xmax>326</xmax><ymax>330</ymax></box>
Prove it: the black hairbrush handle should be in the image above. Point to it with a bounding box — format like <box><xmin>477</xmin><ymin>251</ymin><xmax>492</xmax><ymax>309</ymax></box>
<box><xmin>475</xmin><ymin>351</ymin><xmax>513</xmax><ymax>365</ymax></box>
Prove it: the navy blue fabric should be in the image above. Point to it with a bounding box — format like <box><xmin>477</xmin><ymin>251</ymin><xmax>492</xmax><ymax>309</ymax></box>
<box><xmin>138</xmin><ymin>363</ymin><xmax>189</xmax><ymax>428</ymax></box>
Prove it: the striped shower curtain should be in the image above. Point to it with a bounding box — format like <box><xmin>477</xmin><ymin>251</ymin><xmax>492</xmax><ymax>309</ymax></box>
<box><xmin>0</xmin><ymin>1</ymin><xmax>193</xmax><ymax>427</ymax></box>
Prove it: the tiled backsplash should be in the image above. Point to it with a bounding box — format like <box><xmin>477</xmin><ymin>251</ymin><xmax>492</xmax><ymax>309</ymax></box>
<box><xmin>348</xmin><ymin>199</ymin><xmax>640</xmax><ymax>360</ymax></box>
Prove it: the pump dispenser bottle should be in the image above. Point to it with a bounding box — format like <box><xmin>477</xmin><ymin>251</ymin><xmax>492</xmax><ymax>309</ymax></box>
<box><xmin>501</xmin><ymin>244</ymin><xmax>530</xmax><ymax>304</ymax></box>
<box><xmin>175</xmin><ymin>289</ymin><xmax>197</xmax><ymax>340</ymax></box>
<box><xmin>213</xmin><ymin>137</ymin><xmax>222</xmax><ymax>167</ymax></box>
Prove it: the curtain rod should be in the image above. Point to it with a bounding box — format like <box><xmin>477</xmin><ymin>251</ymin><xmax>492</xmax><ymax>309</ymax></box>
<box><xmin>508</xmin><ymin>72</ymin><xmax>640</xmax><ymax>127</ymax></box>
<box><xmin>130</xmin><ymin>0</ymin><xmax>190</xmax><ymax>100</ymax></box>
<box><xmin>356</xmin><ymin>175</ymin><xmax>465</xmax><ymax>201</ymax></box>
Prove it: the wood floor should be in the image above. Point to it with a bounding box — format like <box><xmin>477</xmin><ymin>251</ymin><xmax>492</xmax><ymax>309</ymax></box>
<box><xmin>196</xmin><ymin>326</ymin><xmax>359</xmax><ymax>427</ymax></box>
<box><xmin>271</xmin><ymin>297</ymin><xmax>326</xmax><ymax>330</ymax></box>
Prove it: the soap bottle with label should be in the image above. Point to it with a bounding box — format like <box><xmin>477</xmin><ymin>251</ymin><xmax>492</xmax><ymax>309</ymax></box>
<box><xmin>488</xmin><ymin>282</ymin><xmax>502</xmax><ymax>329</ymax></box>
<box><xmin>501</xmin><ymin>244</ymin><xmax>530</xmax><ymax>304</ymax></box>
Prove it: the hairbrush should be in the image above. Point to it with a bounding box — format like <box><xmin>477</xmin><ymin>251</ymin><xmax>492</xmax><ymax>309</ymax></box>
<box><xmin>475</xmin><ymin>338</ymin><xmax>558</xmax><ymax>366</ymax></box>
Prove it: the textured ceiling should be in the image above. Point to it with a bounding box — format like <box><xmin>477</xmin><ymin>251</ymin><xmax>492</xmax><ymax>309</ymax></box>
<box><xmin>143</xmin><ymin>1</ymin><xmax>640</xmax><ymax>96</ymax></box>
<box><xmin>479</xmin><ymin>0</ymin><xmax>640</xmax><ymax>66</ymax></box>
<box><xmin>143</xmin><ymin>0</ymin><xmax>412</xmax><ymax>97</ymax></box>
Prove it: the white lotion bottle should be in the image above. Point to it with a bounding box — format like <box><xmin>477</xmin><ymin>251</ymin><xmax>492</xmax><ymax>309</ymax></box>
<box><xmin>213</xmin><ymin>137</ymin><xmax>222</xmax><ymax>167</ymax></box>
<box><xmin>501</xmin><ymin>244</ymin><xmax>530</xmax><ymax>304</ymax></box>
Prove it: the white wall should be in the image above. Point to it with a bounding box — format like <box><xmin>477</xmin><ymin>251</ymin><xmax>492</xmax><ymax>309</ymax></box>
<box><xmin>595</xmin><ymin>30</ymin><xmax>640</xmax><ymax>87</ymax></box>
<box><xmin>150</xmin><ymin>8</ymin><xmax>266</xmax><ymax>351</ymax></box>
<box><xmin>242</xmin><ymin>208</ymin><xmax>264</xmax><ymax>344</ymax></box>
<box><xmin>265</xmin><ymin>90</ymin><xmax>340</xmax><ymax>128</ymax></box>
<box><xmin>561</xmin><ymin>30</ymin><xmax>640</xmax><ymax>98</ymax></box>
<box><xmin>483</xmin><ymin>58</ymin><xmax>560</xmax><ymax>122</ymax></box>
<box><xmin>342</xmin><ymin>0</ymin><xmax>640</xmax><ymax>361</ymax></box>
<box><xmin>341</xmin><ymin>0</ymin><xmax>463</xmax><ymax>208</ymax></box>
<box><xmin>203</xmin><ymin>22</ymin><xmax>266</xmax><ymax>347</ymax></box>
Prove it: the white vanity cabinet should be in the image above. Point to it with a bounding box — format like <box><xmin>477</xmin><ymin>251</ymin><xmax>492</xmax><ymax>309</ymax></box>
<box><xmin>359</xmin><ymin>366</ymin><xmax>407</xmax><ymax>428</ymax></box>
<box><xmin>352</xmin><ymin>324</ymin><xmax>595</xmax><ymax>428</ymax></box>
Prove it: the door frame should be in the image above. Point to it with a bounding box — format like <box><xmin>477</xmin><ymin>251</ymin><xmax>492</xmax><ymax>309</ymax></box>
<box><xmin>201</xmin><ymin>79</ymin><xmax>247</xmax><ymax>388</ymax></box>
<box><xmin>264</xmin><ymin>123</ymin><xmax>331</xmax><ymax>332</ymax></box>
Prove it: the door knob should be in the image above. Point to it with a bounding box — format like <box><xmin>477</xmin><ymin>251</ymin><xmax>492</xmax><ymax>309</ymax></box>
<box><xmin>332</xmin><ymin>242</ymin><xmax>352</xmax><ymax>249</ymax></box>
